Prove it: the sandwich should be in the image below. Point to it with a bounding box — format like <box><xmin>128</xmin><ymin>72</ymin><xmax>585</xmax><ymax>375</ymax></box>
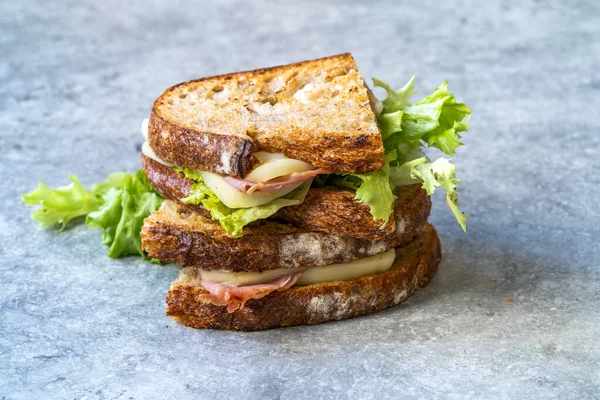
<box><xmin>139</xmin><ymin>53</ymin><xmax>469</xmax><ymax>330</ymax></box>
<box><xmin>22</xmin><ymin>53</ymin><xmax>471</xmax><ymax>331</ymax></box>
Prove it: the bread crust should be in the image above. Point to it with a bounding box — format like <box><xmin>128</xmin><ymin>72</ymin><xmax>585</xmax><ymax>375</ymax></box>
<box><xmin>142</xmin><ymin>155</ymin><xmax>431</xmax><ymax>241</ymax></box>
<box><xmin>148</xmin><ymin>111</ymin><xmax>255</xmax><ymax>177</ymax></box>
<box><xmin>277</xmin><ymin>185</ymin><xmax>431</xmax><ymax>240</ymax></box>
<box><xmin>142</xmin><ymin>155</ymin><xmax>208</xmax><ymax>216</ymax></box>
<box><xmin>165</xmin><ymin>223</ymin><xmax>441</xmax><ymax>331</ymax></box>
<box><xmin>141</xmin><ymin>199</ymin><xmax>423</xmax><ymax>272</ymax></box>
<box><xmin>148</xmin><ymin>53</ymin><xmax>384</xmax><ymax>177</ymax></box>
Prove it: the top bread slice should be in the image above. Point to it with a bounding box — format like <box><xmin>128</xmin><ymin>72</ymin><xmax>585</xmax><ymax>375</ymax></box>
<box><xmin>148</xmin><ymin>53</ymin><xmax>384</xmax><ymax>177</ymax></box>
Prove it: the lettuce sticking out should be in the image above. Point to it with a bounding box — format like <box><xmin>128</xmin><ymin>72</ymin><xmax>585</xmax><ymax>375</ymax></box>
<box><xmin>402</xmin><ymin>82</ymin><xmax>471</xmax><ymax>156</ymax></box>
<box><xmin>328</xmin><ymin>152</ymin><xmax>396</xmax><ymax>227</ymax></box>
<box><xmin>86</xmin><ymin>170</ymin><xmax>163</xmax><ymax>258</ymax></box>
<box><xmin>372</xmin><ymin>76</ymin><xmax>416</xmax><ymax>114</ymax></box>
<box><xmin>22</xmin><ymin>170</ymin><xmax>163</xmax><ymax>258</ymax></box>
<box><xmin>21</xmin><ymin>176</ymin><xmax>101</xmax><ymax>230</ymax></box>
<box><xmin>374</xmin><ymin>78</ymin><xmax>472</xmax><ymax>161</ymax></box>
<box><xmin>390</xmin><ymin>157</ymin><xmax>468</xmax><ymax>231</ymax></box>
<box><xmin>175</xmin><ymin>167</ymin><xmax>311</xmax><ymax>238</ymax></box>
<box><xmin>328</xmin><ymin>77</ymin><xmax>471</xmax><ymax>230</ymax></box>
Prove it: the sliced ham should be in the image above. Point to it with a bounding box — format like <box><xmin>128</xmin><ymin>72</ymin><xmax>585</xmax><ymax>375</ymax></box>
<box><xmin>197</xmin><ymin>272</ymin><xmax>302</xmax><ymax>313</ymax></box>
<box><xmin>224</xmin><ymin>169</ymin><xmax>332</xmax><ymax>194</ymax></box>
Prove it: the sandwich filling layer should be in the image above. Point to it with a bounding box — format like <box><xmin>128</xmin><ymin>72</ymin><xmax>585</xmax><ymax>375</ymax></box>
<box><xmin>180</xmin><ymin>249</ymin><xmax>396</xmax><ymax>312</ymax></box>
<box><xmin>141</xmin><ymin>119</ymin><xmax>329</xmax><ymax>208</ymax></box>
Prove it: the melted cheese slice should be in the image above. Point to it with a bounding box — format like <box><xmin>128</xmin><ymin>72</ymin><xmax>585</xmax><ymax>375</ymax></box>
<box><xmin>295</xmin><ymin>249</ymin><xmax>396</xmax><ymax>286</ymax></box>
<box><xmin>200</xmin><ymin>151</ymin><xmax>316</xmax><ymax>207</ymax></box>
<box><xmin>199</xmin><ymin>170</ymin><xmax>302</xmax><ymax>208</ymax></box>
<box><xmin>200</xmin><ymin>249</ymin><xmax>396</xmax><ymax>287</ymax></box>
<box><xmin>245</xmin><ymin>152</ymin><xmax>314</xmax><ymax>183</ymax></box>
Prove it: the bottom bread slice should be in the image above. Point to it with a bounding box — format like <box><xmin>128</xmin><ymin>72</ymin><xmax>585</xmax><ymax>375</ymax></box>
<box><xmin>165</xmin><ymin>223</ymin><xmax>441</xmax><ymax>331</ymax></box>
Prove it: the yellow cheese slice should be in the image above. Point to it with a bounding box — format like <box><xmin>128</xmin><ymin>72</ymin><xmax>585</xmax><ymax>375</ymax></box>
<box><xmin>199</xmin><ymin>249</ymin><xmax>396</xmax><ymax>287</ymax></box>
<box><xmin>199</xmin><ymin>170</ymin><xmax>302</xmax><ymax>208</ymax></box>
<box><xmin>245</xmin><ymin>151</ymin><xmax>314</xmax><ymax>183</ymax></box>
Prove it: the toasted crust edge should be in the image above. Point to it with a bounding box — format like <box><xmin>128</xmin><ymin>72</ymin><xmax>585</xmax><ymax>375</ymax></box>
<box><xmin>142</xmin><ymin>155</ymin><xmax>206</xmax><ymax>214</ymax></box>
<box><xmin>148</xmin><ymin>109</ymin><xmax>255</xmax><ymax>177</ymax></box>
<box><xmin>165</xmin><ymin>223</ymin><xmax>441</xmax><ymax>331</ymax></box>
<box><xmin>148</xmin><ymin>53</ymin><xmax>385</xmax><ymax>176</ymax></box>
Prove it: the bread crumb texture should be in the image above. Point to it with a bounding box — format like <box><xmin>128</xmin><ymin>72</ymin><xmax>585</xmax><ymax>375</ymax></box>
<box><xmin>148</xmin><ymin>54</ymin><xmax>385</xmax><ymax>175</ymax></box>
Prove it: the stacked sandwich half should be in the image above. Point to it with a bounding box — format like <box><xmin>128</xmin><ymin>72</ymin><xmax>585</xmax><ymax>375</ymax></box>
<box><xmin>140</xmin><ymin>53</ymin><xmax>470</xmax><ymax>330</ymax></box>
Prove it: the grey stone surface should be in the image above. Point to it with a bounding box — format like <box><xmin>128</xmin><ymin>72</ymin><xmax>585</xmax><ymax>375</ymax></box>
<box><xmin>1</xmin><ymin>0</ymin><xmax>599</xmax><ymax>398</ymax></box>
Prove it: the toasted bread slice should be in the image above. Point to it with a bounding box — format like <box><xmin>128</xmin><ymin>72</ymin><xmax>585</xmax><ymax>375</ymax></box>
<box><xmin>142</xmin><ymin>155</ymin><xmax>431</xmax><ymax>241</ymax></box>
<box><xmin>141</xmin><ymin>200</ymin><xmax>425</xmax><ymax>272</ymax></box>
<box><xmin>165</xmin><ymin>223</ymin><xmax>441</xmax><ymax>331</ymax></box>
<box><xmin>148</xmin><ymin>53</ymin><xmax>384</xmax><ymax>177</ymax></box>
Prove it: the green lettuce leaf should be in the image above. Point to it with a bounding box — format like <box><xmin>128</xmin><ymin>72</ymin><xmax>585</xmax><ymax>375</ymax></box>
<box><xmin>332</xmin><ymin>76</ymin><xmax>471</xmax><ymax>230</ymax></box>
<box><xmin>352</xmin><ymin>164</ymin><xmax>395</xmax><ymax>226</ymax></box>
<box><xmin>85</xmin><ymin>170</ymin><xmax>163</xmax><ymax>258</ymax></box>
<box><xmin>175</xmin><ymin>167</ymin><xmax>311</xmax><ymax>238</ymax></box>
<box><xmin>373</xmin><ymin>76</ymin><xmax>416</xmax><ymax>114</ymax></box>
<box><xmin>22</xmin><ymin>170</ymin><xmax>163</xmax><ymax>258</ymax></box>
<box><xmin>392</xmin><ymin>156</ymin><xmax>468</xmax><ymax>232</ymax></box>
<box><xmin>377</xmin><ymin>78</ymin><xmax>472</xmax><ymax>158</ymax></box>
<box><xmin>21</xmin><ymin>176</ymin><xmax>101</xmax><ymax>230</ymax></box>
<box><xmin>329</xmin><ymin>153</ymin><xmax>396</xmax><ymax>227</ymax></box>
<box><xmin>404</xmin><ymin>82</ymin><xmax>471</xmax><ymax>155</ymax></box>
<box><xmin>388</xmin><ymin>156</ymin><xmax>425</xmax><ymax>187</ymax></box>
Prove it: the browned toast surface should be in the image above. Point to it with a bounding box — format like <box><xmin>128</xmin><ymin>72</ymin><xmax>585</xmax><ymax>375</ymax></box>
<box><xmin>142</xmin><ymin>155</ymin><xmax>431</xmax><ymax>241</ymax></box>
<box><xmin>166</xmin><ymin>223</ymin><xmax>441</xmax><ymax>331</ymax></box>
<box><xmin>148</xmin><ymin>53</ymin><xmax>384</xmax><ymax>177</ymax></box>
<box><xmin>277</xmin><ymin>184</ymin><xmax>431</xmax><ymax>240</ymax></box>
<box><xmin>140</xmin><ymin>199</ymin><xmax>424</xmax><ymax>272</ymax></box>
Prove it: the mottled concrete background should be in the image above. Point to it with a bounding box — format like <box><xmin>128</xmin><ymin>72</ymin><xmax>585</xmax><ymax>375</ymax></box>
<box><xmin>1</xmin><ymin>0</ymin><xmax>599</xmax><ymax>399</ymax></box>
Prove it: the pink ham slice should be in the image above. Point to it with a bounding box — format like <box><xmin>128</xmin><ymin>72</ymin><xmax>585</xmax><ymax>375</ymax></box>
<box><xmin>224</xmin><ymin>169</ymin><xmax>332</xmax><ymax>194</ymax></box>
<box><xmin>197</xmin><ymin>272</ymin><xmax>302</xmax><ymax>313</ymax></box>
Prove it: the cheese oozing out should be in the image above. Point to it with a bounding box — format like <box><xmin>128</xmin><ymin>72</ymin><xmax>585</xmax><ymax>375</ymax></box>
<box><xmin>140</xmin><ymin>119</ymin><xmax>317</xmax><ymax>208</ymax></box>
<box><xmin>199</xmin><ymin>249</ymin><xmax>397</xmax><ymax>287</ymax></box>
